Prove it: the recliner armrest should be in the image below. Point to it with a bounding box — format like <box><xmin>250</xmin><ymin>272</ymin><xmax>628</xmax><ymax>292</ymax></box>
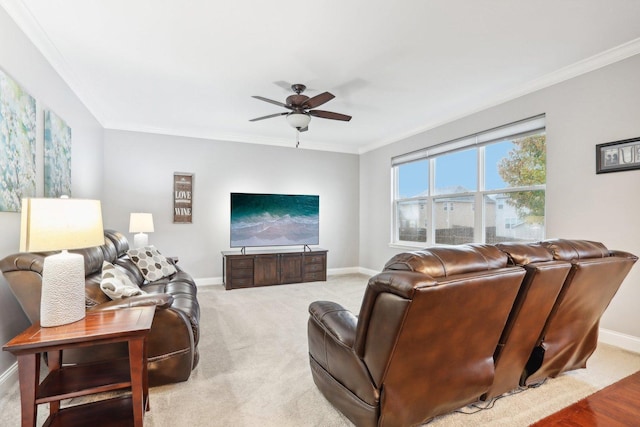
<box><xmin>609</xmin><ymin>250</ymin><xmax>639</xmax><ymax>261</ymax></box>
<box><xmin>88</xmin><ymin>293</ymin><xmax>174</xmax><ymax>311</ymax></box>
<box><xmin>308</xmin><ymin>300</ymin><xmax>379</xmax><ymax>407</ymax></box>
<box><xmin>309</xmin><ymin>301</ymin><xmax>357</xmax><ymax>347</ymax></box>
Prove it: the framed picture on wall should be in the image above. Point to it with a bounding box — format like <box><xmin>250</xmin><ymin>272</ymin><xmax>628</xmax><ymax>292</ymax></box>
<box><xmin>596</xmin><ymin>137</ymin><xmax>640</xmax><ymax>174</ymax></box>
<box><xmin>173</xmin><ymin>172</ymin><xmax>193</xmax><ymax>223</ymax></box>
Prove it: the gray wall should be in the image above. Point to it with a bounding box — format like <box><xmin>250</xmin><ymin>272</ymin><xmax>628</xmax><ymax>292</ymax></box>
<box><xmin>0</xmin><ymin>8</ymin><xmax>104</xmax><ymax>377</ymax></box>
<box><xmin>359</xmin><ymin>53</ymin><xmax>640</xmax><ymax>339</ymax></box>
<box><xmin>102</xmin><ymin>130</ymin><xmax>360</xmax><ymax>281</ymax></box>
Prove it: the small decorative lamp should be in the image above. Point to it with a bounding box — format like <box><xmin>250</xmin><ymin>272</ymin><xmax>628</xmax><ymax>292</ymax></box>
<box><xmin>129</xmin><ymin>213</ymin><xmax>154</xmax><ymax>248</ymax></box>
<box><xmin>20</xmin><ymin>197</ymin><xmax>104</xmax><ymax>327</ymax></box>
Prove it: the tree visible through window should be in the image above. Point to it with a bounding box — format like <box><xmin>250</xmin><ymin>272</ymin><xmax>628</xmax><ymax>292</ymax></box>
<box><xmin>497</xmin><ymin>134</ymin><xmax>546</xmax><ymax>224</ymax></box>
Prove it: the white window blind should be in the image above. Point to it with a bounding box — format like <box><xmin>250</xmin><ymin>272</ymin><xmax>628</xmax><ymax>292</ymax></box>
<box><xmin>391</xmin><ymin>114</ymin><xmax>545</xmax><ymax>167</ymax></box>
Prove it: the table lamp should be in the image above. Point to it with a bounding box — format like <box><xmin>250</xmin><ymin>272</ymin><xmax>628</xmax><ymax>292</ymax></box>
<box><xmin>20</xmin><ymin>197</ymin><xmax>104</xmax><ymax>327</ymax></box>
<box><xmin>129</xmin><ymin>213</ymin><xmax>154</xmax><ymax>248</ymax></box>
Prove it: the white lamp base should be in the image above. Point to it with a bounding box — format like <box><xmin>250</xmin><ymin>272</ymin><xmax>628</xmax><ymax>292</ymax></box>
<box><xmin>133</xmin><ymin>232</ymin><xmax>149</xmax><ymax>248</ymax></box>
<box><xmin>41</xmin><ymin>250</ymin><xmax>86</xmax><ymax>327</ymax></box>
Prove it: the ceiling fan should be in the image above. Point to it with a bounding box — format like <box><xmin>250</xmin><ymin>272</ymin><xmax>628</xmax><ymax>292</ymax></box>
<box><xmin>249</xmin><ymin>83</ymin><xmax>352</xmax><ymax>133</ymax></box>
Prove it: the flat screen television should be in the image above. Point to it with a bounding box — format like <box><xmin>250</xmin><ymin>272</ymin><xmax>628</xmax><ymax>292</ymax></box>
<box><xmin>230</xmin><ymin>193</ymin><xmax>319</xmax><ymax>248</ymax></box>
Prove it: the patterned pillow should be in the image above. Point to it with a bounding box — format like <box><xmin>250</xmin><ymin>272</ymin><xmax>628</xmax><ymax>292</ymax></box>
<box><xmin>127</xmin><ymin>246</ymin><xmax>177</xmax><ymax>282</ymax></box>
<box><xmin>101</xmin><ymin>261</ymin><xmax>145</xmax><ymax>300</ymax></box>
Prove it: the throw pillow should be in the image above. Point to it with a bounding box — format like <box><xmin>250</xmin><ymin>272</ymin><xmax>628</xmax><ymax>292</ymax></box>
<box><xmin>127</xmin><ymin>246</ymin><xmax>177</xmax><ymax>282</ymax></box>
<box><xmin>100</xmin><ymin>261</ymin><xmax>145</xmax><ymax>299</ymax></box>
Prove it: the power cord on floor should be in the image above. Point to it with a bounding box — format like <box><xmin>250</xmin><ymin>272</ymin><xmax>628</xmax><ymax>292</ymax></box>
<box><xmin>453</xmin><ymin>379</ymin><xmax>548</xmax><ymax>415</ymax></box>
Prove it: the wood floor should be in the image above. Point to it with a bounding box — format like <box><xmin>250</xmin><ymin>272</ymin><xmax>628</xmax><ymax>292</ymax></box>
<box><xmin>531</xmin><ymin>370</ymin><xmax>640</xmax><ymax>426</ymax></box>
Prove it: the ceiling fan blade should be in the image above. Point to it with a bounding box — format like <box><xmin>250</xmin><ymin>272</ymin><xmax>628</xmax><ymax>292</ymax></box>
<box><xmin>303</xmin><ymin>92</ymin><xmax>335</xmax><ymax>109</ymax></box>
<box><xmin>309</xmin><ymin>110</ymin><xmax>352</xmax><ymax>121</ymax></box>
<box><xmin>252</xmin><ymin>96</ymin><xmax>292</xmax><ymax>109</ymax></box>
<box><xmin>249</xmin><ymin>112</ymin><xmax>288</xmax><ymax>122</ymax></box>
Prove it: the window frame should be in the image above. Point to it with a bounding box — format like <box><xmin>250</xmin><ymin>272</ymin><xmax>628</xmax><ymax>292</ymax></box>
<box><xmin>391</xmin><ymin>116</ymin><xmax>546</xmax><ymax>248</ymax></box>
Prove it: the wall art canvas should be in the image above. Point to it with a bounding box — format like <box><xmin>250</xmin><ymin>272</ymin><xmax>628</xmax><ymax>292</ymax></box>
<box><xmin>0</xmin><ymin>69</ymin><xmax>36</xmax><ymax>212</ymax></box>
<box><xmin>44</xmin><ymin>110</ymin><xmax>72</xmax><ymax>197</ymax></box>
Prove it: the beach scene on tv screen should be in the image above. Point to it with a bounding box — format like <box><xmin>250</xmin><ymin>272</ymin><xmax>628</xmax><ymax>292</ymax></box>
<box><xmin>230</xmin><ymin>193</ymin><xmax>319</xmax><ymax>247</ymax></box>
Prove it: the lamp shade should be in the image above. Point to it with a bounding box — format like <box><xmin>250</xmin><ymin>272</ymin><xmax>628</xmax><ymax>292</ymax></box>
<box><xmin>20</xmin><ymin>198</ymin><xmax>105</xmax><ymax>252</ymax></box>
<box><xmin>19</xmin><ymin>197</ymin><xmax>104</xmax><ymax>327</ymax></box>
<box><xmin>129</xmin><ymin>213</ymin><xmax>155</xmax><ymax>233</ymax></box>
<box><xmin>286</xmin><ymin>112</ymin><xmax>311</xmax><ymax>129</ymax></box>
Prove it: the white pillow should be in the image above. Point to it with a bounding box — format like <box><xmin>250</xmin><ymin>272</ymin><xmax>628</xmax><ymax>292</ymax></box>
<box><xmin>126</xmin><ymin>246</ymin><xmax>177</xmax><ymax>282</ymax></box>
<box><xmin>100</xmin><ymin>261</ymin><xmax>145</xmax><ymax>300</ymax></box>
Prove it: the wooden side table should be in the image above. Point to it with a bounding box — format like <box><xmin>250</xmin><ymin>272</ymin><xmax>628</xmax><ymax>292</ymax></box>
<box><xmin>3</xmin><ymin>306</ymin><xmax>155</xmax><ymax>427</ymax></box>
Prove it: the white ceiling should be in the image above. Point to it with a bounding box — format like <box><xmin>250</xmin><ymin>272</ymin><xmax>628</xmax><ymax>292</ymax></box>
<box><xmin>3</xmin><ymin>1</ymin><xmax>640</xmax><ymax>154</ymax></box>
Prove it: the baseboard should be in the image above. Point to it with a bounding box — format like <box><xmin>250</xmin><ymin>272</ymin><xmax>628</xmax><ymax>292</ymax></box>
<box><xmin>0</xmin><ymin>361</ymin><xmax>18</xmax><ymax>396</ymax></box>
<box><xmin>327</xmin><ymin>267</ymin><xmax>361</xmax><ymax>276</ymax></box>
<box><xmin>357</xmin><ymin>267</ymin><xmax>378</xmax><ymax>277</ymax></box>
<box><xmin>599</xmin><ymin>328</ymin><xmax>640</xmax><ymax>354</ymax></box>
<box><xmin>195</xmin><ymin>276</ymin><xmax>223</xmax><ymax>288</ymax></box>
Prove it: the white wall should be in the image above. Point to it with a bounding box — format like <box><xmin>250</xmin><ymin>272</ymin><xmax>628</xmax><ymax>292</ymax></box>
<box><xmin>359</xmin><ymin>54</ymin><xmax>640</xmax><ymax>340</ymax></box>
<box><xmin>0</xmin><ymin>7</ymin><xmax>104</xmax><ymax>377</ymax></box>
<box><xmin>102</xmin><ymin>130</ymin><xmax>360</xmax><ymax>282</ymax></box>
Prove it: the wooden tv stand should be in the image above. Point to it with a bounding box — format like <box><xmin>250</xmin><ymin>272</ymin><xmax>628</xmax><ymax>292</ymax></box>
<box><xmin>222</xmin><ymin>248</ymin><xmax>327</xmax><ymax>290</ymax></box>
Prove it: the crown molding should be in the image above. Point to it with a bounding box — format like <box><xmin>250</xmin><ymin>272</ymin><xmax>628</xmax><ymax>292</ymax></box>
<box><xmin>359</xmin><ymin>37</ymin><xmax>640</xmax><ymax>154</ymax></box>
<box><xmin>105</xmin><ymin>122</ymin><xmax>361</xmax><ymax>154</ymax></box>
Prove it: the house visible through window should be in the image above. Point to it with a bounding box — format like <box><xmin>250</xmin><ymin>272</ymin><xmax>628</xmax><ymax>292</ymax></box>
<box><xmin>392</xmin><ymin>115</ymin><xmax>546</xmax><ymax>246</ymax></box>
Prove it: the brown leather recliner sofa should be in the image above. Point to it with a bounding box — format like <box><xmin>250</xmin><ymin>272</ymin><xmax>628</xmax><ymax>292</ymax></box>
<box><xmin>308</xmin><ymin>240</ymin><xmax>636</xmax><ymax>427</ymax></box>
<box><xmin>1</xmin><ymin>229</ymin><xmax>200</xmax><ymax>386</ymax></box>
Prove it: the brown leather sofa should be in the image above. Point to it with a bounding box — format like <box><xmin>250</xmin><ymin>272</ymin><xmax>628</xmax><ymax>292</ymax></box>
<box><xmin>308</xmin><ymin>240</ymin><xmax>636</xmax><ymax>426</ymax></box>
<box><xmin>1</xmin><ymin>229</ymin><xmax>200</xmax><ymax>386</ymax></box>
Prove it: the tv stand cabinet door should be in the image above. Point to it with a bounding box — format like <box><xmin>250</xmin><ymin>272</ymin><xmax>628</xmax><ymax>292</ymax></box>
<box><xmin>254</xmin><ymin>255</ymin><xmax>280</xmax><ymax>286</ymax></box>
<box><xmin>303</xmin><ymin>252</ymin><xmax>327</xmax><ymax>282</ymax></box>
<box><xmin>224</xmin><ymin>255</ymin><xmax>254</xmax><ymax>289</ymax></box>
<box><xmin>280</xmin><ymin>254</ymin><xmax>303</xmax><ymax>284</ymax></box>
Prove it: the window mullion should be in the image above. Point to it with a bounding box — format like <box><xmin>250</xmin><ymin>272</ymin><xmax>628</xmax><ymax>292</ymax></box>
<box><xmin>391</xmin><ymin>167</ymin><xmax>397</xmax><ymax>243</ymax></box>
<box><xmin>428</xmin><ymin>158</ymin><xmax>435</xmax><ymax>244</ymax></box>
<box><xmin>476</xmin><ymin>145</ymin><xmax>485</xmax><ymax>243</ymax></box>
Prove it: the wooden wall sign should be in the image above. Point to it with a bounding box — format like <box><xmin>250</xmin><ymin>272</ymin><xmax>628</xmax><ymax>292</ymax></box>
<box><xmin>173</xmin><ymin>173</ymin><xmax>193</xmax><ymax>223</ymax></box>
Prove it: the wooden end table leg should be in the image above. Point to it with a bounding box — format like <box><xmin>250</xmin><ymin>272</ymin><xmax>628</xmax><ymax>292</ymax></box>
<box><xmin>47</xmin><ymin>350</ymin><xmax>62</xmax><ymax>415</ymax></box>
<box><xmin>142</xmin><ymin>336</ymin><xmax>149</xmax><ymax>411</ymax></box>
<box><xmin>16</xmin><ymin>353</ymin><xmax>39</xmax><ymax>427</ymax></box>
<box><xmin>128</xmin><ymin>337</ymin><xmax>147</xmax><ymax>426</ymax></box>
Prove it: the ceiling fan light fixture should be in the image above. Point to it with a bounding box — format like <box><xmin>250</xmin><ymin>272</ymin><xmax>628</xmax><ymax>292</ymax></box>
<box><xmin>286</xmin><ymin>112</ymin><xmax>311</xmax><ymax>129</ymax></box>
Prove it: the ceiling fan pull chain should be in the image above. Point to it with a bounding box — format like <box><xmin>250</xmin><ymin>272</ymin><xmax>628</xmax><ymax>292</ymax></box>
<box><xmin>296</xmin><ymin>130</ymin><xmax>300</xmax><ymax>148</ymax></box>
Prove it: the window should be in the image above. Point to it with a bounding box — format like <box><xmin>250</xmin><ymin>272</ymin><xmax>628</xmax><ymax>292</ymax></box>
<box><xmin>392</xmin><ymin>115</ymin><xmax>546</xmax><ymax>246</ymax></box>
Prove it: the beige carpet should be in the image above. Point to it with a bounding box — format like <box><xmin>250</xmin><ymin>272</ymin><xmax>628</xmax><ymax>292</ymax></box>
<box><xmin>2</xmin><ymin>273</ymin><xmax>640</xmax><ymax>426</ymax></box>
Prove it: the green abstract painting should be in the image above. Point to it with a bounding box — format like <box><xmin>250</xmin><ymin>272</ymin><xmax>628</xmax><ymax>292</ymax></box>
<box><xmin>0</xmin><ymin>69</ymin><xmax>36</xmax><ymax>212</ymax></box>
<box><xmin>44</xmin><ymin>110</ymin><xmax>72</xmax><ymax>197</ymax></box>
